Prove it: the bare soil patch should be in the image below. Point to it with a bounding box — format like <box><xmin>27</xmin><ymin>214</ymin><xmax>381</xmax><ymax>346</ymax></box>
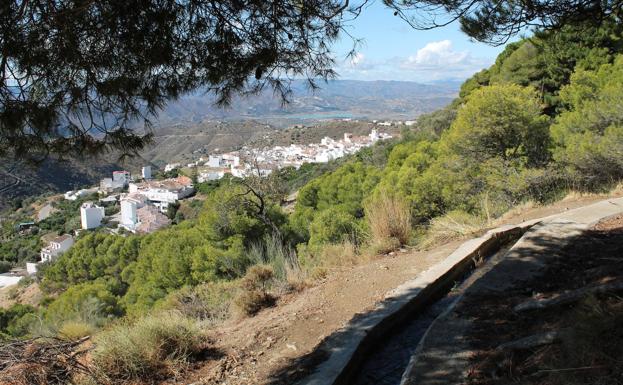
<box><xmin>0</xmin><ymin>283</ymin><xmax>42</xmax><ymax>309</ymax></box>
<box><xmin>177</xmin><ymin>242</ymin><xmax>461</xmax><ymax>385</ymax></box>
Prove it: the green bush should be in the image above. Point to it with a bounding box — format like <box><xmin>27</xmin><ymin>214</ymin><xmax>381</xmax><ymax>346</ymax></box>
<box><xmin>551</xmin><ymin>56</ymin><xmax>623</xmax><ymax>190</ymax></box>
<box><xmin>0</xmin><ymin>260</ymin><xmax>11</xmax><ymax>273</ymax></box>
<box><xmin>308</xmin><ymin>207</ymin><xmax>364</xmax><ymax>247</ymax></box>
<box><xmin>0</xmin><ymin>304</ymin><xmax>36</xmax><ymax>338</ymax></box>
<box><xmin>58</xmin><ymin>320</ymin><xmax>95</xmax><ymax>340</ymax></box>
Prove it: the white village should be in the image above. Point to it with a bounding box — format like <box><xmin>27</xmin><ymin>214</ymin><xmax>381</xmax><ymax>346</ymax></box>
<box><xmin>0</xmin><ymin>128</ymin><xmax>391</xmax><ymax>285</ymax></box>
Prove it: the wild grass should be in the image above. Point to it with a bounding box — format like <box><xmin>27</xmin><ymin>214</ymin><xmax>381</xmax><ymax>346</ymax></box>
<box><xmin>365</xmin><ymin>193</ymin><xmax>411</xmax><ymax>247</ymax></box>
<box><xmin>58</xmin><ymin>320</ymin><xmax>95</xmax><ymax>340</ymax></box>
<box><xmin>93</xmin><ymin>311</ymin><xmax>208</xmax><ymax>381</ymax></box>
<box><xmin>544</xmin><ymin>296</ymin><xmax>623</xmax><ymax>385</ymax></box>
<box><xmin>248</xmin><ymin>234</ymin><xmax>306</xmax><ymax>290</ymax></box>
<box><xmin>420</xmin><ymin>210</ymin><xmax>488</xmax><ymax>249</ymax></box>
<box><xmin>297</xmin><ymin>241</ymin><xmax>363</xmax><ymax>280</ymax></box>
<box><xmin>158</xmin><ymin>281</ymin><xmax>236</xmax><ymax>325</ymax></box>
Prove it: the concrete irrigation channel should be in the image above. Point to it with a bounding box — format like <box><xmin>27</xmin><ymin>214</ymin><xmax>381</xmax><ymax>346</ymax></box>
<box><xmin>297</xmin><ymin>222</ymin><xmax>536</xmax><ymax>385</ymax></box>
<box><xmin>296</xmin><ymin>197</ymin><xmax>623</xmax><ymax>385</ymax></box>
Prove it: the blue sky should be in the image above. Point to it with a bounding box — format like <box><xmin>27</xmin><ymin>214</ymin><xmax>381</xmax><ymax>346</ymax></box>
<box><xmin>331</xmin><ymin>2</ymin><xmax>518</xmax><ymax>83</ymax></box>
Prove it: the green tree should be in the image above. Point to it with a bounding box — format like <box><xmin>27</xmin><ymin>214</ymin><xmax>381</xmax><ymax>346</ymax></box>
<box><xmin>3</xmin><ymin>0</ymin><xmax>620</xmax><ymax>160</ymax></box>
<box><xmin>308</xmin><ymin>208</ymin><xmax>363</xmax><ymax>246</ymax></box>
<box><xmin>443</xmin><ymin>84</ymin><xmax>550</xmax><ymax>167</ymax></box>
<box><xmin>551</xmin><ymin>56</ymin><xmax>623</xmax><ymax>189</ymax></box>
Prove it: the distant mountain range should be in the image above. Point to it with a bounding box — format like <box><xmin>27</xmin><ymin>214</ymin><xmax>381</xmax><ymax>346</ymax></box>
<box><xmin>0</xmin><ymin>79</ymin><xmax>460</xmax><ymax>206</ymax></box>
<box><xmin>155</xmin><ymin>79</ymin><xmax>460</xmax><ymax>126</ymax></box>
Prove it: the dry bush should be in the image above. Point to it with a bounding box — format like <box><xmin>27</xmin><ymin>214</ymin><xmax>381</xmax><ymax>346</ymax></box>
<box><xmin>365</xmin><ymin>193</ymin><xmax>411</xmax><ymax>248</ymax></box>
<box><xmin>609</xmin><ymin>182</ymin><xmax>623</xmax><ymax>196</ymax></box>
<box><xmin>159</xmin><ymin>281</ymin><xmax>235</xmax><ymax>325</ymax></box>
<box><xmin>546</xmin><ymin>297</ymin><xmax>623</xmax><ymax>385</ymax></box>
<box><xmin>297</xmin><ymin>241</ymin><xmax>363</xmax><ymax>280</ymax></box>
<box><xmin>93</xmin><ymin>311</ymin><xmax>208</xmax><ymax>382</ymax></box>
<box><xmin>233</xmin><ymin>265</ymin><xmax>276</xmax><ymax>317</ymax></box>
<box><xmin>249</xmin><ymin>235</ymin><xmax>307</xmax><ymax>291</ymax></box>
<box><xmin>420</xmin><ymin>210</ymin><xmax>488</xmax><ymax>249</ymax></box>
<box><xmin>58</xmin><ymin>321</ymin><xmax>94</xmax><ymax>341</ymax></box>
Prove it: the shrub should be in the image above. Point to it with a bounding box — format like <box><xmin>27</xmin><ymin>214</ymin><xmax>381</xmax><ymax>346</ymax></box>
<box><xmin>308</xmin><ymin>207</ymin><xmax>364</xmax><ymax>247</ymax></box>
<box><xmin>365</xmin><ymin>192</ymin><xmax>411</xmax><ymax>247</ymax></box>
<box><xmin>93</xmin><ymin>311</ymin><xmax>208</xmax><ymax>381</ymax></box>
<box><xmin>159</xmin><ymin>281</ymin><xmax>235</xmax><ymax>324</ymax></box>
<box><xmin>421</xmin><ymin>210</ymin><xmax>488</xmax><ymax>248</ymax></box>
<box><xmin>58</xmin><ymin>320</ymin><xmax>94</xmax><ymax>340</ymax></box>
<box><xmin>366</xmin><ymin>237</ymin><xmax>402</xmax><ymax>256</ymax></box>
<box><xmin>297</xmin><ymin>241</ymin><xmax>360</xmax><ymax>279</ymax></box>
<box><xmin>0</xmin><ymin>260</ymin><xmax>12</xmax><ymax>274</ymax></box>
<box><xmin>233</xmin><ymin>265</ymin><xmax>275</xmax><ymax>316</ymax></box>
<box><xmin>248</xmin><ymin>234</ymin><xmax>303</xmax><ymax>285</ymax></box>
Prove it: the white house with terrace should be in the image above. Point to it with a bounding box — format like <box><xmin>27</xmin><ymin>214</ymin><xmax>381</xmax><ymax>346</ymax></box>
<box><xmin>128</xmin><ymin>175</ymin><xmax>194</xmax><ymax>212</ymax></box>
<box><xmin>40</xmin><ymin>234</ymin><xmax>74</xmax><ymax>263</ymax></box>
<box><xmin>119</xmin><ymin>193</ymin><xmax>171</xmax><ymax>233</ymax></box>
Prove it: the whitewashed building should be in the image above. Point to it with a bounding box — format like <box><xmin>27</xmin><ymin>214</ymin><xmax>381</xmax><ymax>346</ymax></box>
<box><xmin>26</xmin><ymin>262</ymin><xmax>39</xmax><ymax>275</ymax></box>
<box><xmin>80</xmin><ymin>202</ymin><xmax>105</xmax><ymax>230</ymax></box>
<box><xmin>128</xmin><ymin>176</ymin><xmax>194</xmax><ymax>212</ymax></box>
<box><xmin>164</xmin><ymin>163</ymin><xmax>180</xmax><ymax>172</ymax></box>
<box><xmin>198</xmin><ymin>169</ymin><xmax>227</xmax><ymax>182</ymax></box>
<box><xmin>40</xmin><ymin>234</ymin><xmax>74</xmax><ymax>263</ymax></box>
<box><xmin>64</xmin><ymin>188</ymin><xmax>97</xmax><ymax>201</ymax></box>
<box><xmin>120</xmin><ymin>194</ymin><xmax>147</xmax><ymax>232</ymax></box>
<box><xmin>113</xmin><ymin>170</ymin><xmax>130</xmax><ymax>183</ymax></box>
<box><xmin>119</xmin><ymin>194</ymin><xmax>170</xmax><ymax>233</ymax></box>
<box><xmin>207</xmin><ymin>155</ymin><xmax>222</xmax><ymax>168</ymax></box>
<box><xmin>142</xmin><ymin>166</ymin><xmax>152</xmax><ymax>180</ymax></box>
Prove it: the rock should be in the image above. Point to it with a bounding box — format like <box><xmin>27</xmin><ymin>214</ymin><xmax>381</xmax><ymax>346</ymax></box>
<box><xmin>286</xmin><ymin>343</ymin><xmax>297</xmax><ymax>351</ymax></box>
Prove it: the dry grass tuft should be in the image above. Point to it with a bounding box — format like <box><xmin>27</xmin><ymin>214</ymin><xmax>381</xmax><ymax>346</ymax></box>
<box><xmin>297</xmin><ymin>241</ymin><xmax>364</xmax><ymax>280</ymax></box>
<box><xmin>58</xmin><ymin>321</ymin><xmax>94</xmax><ymax>341</ymax></box>
<box><xmin>159</xmin><ymin>281</ymin><xmax>235</xmax><ymax>325</ymax></box>
<box><xmin>233</xmin><ymin>265</ymin><xmax>276</xmax><ymax>317</ymax></box>
<box><xmin>420</xmin><ymin>210</ymin><xmax>488</xmax><ymax>249</ymax></box>
<box><xmin>365</xmin><ymin>193</ymin><xmax>411</xmax><ymax>248</ymax></box>
<box><xmin>93</xmin><ymin>311</ymin><xmax>208</xmax><ymax>382</ymax></box>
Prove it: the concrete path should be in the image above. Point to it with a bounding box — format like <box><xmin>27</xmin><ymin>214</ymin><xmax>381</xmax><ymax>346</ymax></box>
<box><xmin>37</xmin><ymin>203</ymin><xmax>56</xmax><ymax>221</ymax></box>
<box><xmin>400</xmin><ymin>197</ymin><xmax>623</xmax><ymax>385</ymax></box>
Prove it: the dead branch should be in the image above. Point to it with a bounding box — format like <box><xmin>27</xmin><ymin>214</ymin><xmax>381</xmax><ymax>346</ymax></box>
<box><xmin>496</xmin><ymin>330</ymin><xmax>569</xmax><ymax>351</ymax></box>
<box><xmin>514</xmin><ymin>279</ymin><xmax>623</xmax><ymax>312</ymax></box>
<box><xmin>0</xmin><ymin>336</ymin><xmax>99</xmax><ymax>385</ymax></box>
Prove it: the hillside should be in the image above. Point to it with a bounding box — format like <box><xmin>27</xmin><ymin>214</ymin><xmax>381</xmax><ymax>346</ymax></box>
<box><xmin>155</xmin><ymin>79</ymin><xmax>459</xmax><ymax>126</ymax></box>
<box><xmin>1</xmin><ymin>15</ymin><xmax>623</xmax><ymax>385</ymax></box>
<box><xmin>0</xmin><ymin>79</ymin><xmax>455</xmax><ymax>207</ymax></box>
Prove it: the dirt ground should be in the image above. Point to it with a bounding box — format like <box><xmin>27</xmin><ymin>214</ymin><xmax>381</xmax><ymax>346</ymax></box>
<box><xmin>0</xmin><ymin>283</ymin><xmax>42</xmax><ymax>309</ymax></box>
<box><xmin>178</xmin><ymin>241</ymin><xmax>461</xmax><ymax>385</ymax></box>
<box><xmin>2</xmin><ymin>193</ymin><xmax>620</xmax><ymax>385</ymax></box>
<box><xmin>462</xmin><ymin>214</ymin><xmax>623</xmax><ymax>385</ymax></box>
<box><xmin>174</xmin><ymin>193</ymin><xmax>623</xmax><ymax>385</ymax></box>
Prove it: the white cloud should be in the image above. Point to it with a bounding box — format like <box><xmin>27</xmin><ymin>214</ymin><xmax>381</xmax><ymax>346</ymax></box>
<box><xmin>335</xmin><ymin>40</ymin><xmax>493</xmax><ymax>82</ymax></box>
<box><xmin>403</xmin><ymin>40</ymin><xmax>469</xmax><ymax>68</ymax></box>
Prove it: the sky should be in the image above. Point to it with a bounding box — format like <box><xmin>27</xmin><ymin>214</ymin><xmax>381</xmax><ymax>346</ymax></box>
<box><xmin>330</xmin><ymin>2</ymin><xmax>518</xmax><ymax>83</ymax></box>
